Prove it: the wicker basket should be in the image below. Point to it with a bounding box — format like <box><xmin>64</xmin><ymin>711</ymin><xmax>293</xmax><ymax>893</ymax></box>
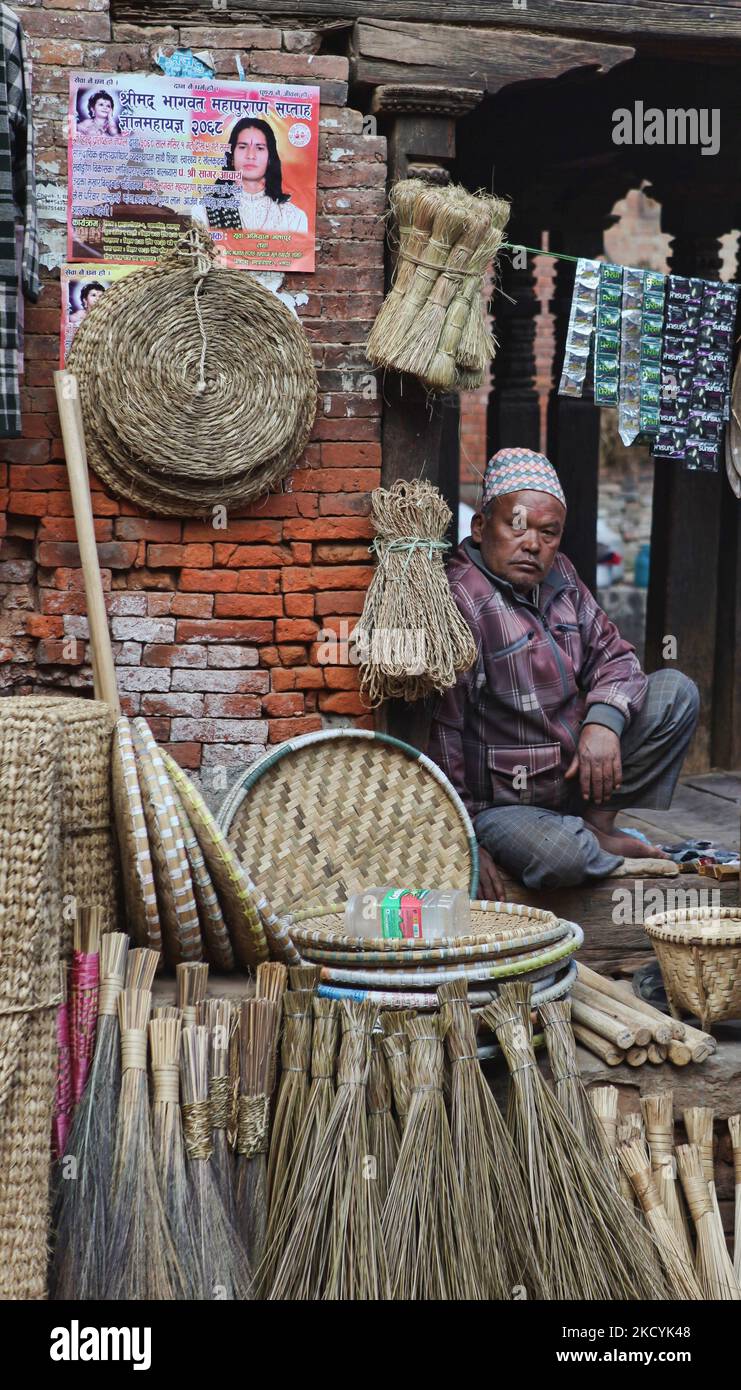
<box><xmin>643</xmin><ymin>907</ymin><xmax>741</xmax><ymax>1030</ymax></box>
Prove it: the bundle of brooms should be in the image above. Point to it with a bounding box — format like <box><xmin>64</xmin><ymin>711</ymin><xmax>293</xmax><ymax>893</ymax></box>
<box><xmin>235</xmin><ymin>995</ymin><xmax>282</xmax><ymax>1273</ymax></box>
<box><xmin>366</xmin><ymin>179</ymin><xmax>510</xmax><ymax>392</ymax></box>
<box><xmin>357</xmin><ymin>479</ymin><xmax>477</xmax><ymax>705</ymax></box>
<box><xmin>617</xmin><ymin>1138</ymin><xmax>703</xmax><ymax>1300</ymax></box>
<box><xmin>676</xmin><ymin>1143</ymin><xmax>740</xmax><ymax>1300</ymax></box>
<box><xmin>380</xmin><ymin>1009</ymin><xmax>411</xmax><ymax>1130</ymax></box>
<box><xmin>366</xmin><ymin>1034</ymin><xmax>399</xmax><ymax>1210</ymax></box>
<box><xmin>199</xmin><ymin>997</ymin><xmax>235</xmax><ymax>1222</ymax></box>
<box><xmin>149</xmin><ymin>1012</ymin><xmax>200</xmax><ymax>1299</ymax></box>
<box><xmin>642</xmin><ymin>1092</ymin><xmax>693</xmax><ymax>1268</ymax></box>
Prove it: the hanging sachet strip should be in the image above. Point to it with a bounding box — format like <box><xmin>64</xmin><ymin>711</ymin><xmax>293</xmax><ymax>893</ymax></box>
<box><xmin>651</xmin><ymin>274</ymin><xmax>702</xmax><ymax>463</ymax></box>
<box><xmin>558</xmin><ymin>257</ymin><xmax>600</xmax><ymax>398</ymax></box>
<box><xmin>593</xmin><ymin>262</ymin><xmax>623</xmax><ymax>406</ymax></box>
<box><xmin>618</xmin><ymin>267</ymin><xmax>644</xmax><ymax>445</ymax></box>
<box><xmin>684</xmin><ymin>280</ymin><xmax>739</xmax><ymax>472</ymax></box>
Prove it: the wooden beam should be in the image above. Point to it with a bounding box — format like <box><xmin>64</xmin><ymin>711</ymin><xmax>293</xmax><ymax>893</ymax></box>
<box><xmin>350</xmin><ymin>19</ymin><xmax>633</xmax><ymax>91</ymax></box>
<box><xmin>116</xmin><ymin>2</ymin><xmax>741</xmax><ymax>45</ymax></box>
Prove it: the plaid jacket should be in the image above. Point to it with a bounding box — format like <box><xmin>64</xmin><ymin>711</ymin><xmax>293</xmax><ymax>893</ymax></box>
<box><xmin>428</xmin><ymin>539</ymin><xmax>648</xmax><ymax>815</ymax></box>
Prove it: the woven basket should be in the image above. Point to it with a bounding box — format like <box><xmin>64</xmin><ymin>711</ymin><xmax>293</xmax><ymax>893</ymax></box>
<box><xmin>290</xmin><ymin>900</ymin><xmax>563</xmax><ymax>964</ymax></box>
<box><xmin>218</xmin><ymin>728</ymin><xmax>479</xmax><ymax>915</ymax></box>
<box><xmin>644</xmin><ymin>907</ymin><xmax>741</xmax><ymax>1030</ymax></box>
<box><xmin>66</xmin><ymin>227</ymin><xmax>317</xmax><ymax>517</ymax></box>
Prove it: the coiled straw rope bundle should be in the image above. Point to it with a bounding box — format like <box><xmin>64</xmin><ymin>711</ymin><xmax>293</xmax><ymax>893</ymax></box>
<box><xmin>67</xmin><ymin>225</ymin><xmax>317</xmax><ymax>516</ymax></box>
<box><xmin>358</xmin><ymin>479</ymin><xmax>476</xmax><ymax>705</ymax></box>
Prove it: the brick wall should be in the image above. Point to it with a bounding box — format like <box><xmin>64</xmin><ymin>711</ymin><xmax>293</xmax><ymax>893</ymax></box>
<box><xmin>0</xmin><ymin>5</ymin><xmax>386</xmax><ymax>781</ymax></box>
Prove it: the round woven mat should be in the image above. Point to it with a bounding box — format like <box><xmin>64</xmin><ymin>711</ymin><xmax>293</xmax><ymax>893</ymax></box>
<box><xmin>66</xmin><ymin>228</ymin><xmax>317</xmax><ymax>517</ymax></box>
<box><xmin>289</xmin><ymin>900</ymin><xmax>559</xmax><ymax>960</ymax></box>
<box><xmin>111</xmin><ymin>717</ymin><xmax>161</xmax><ymax>955</ymax></box>
<box><xmin>219</xmin><ymin>728</ymin><xmax>478</xmax><ymax>914</ymax></box>
<box><xmin>131</xmin><ymin>723</ymin><xmax>202</xmax><ymax>966</ymax></box>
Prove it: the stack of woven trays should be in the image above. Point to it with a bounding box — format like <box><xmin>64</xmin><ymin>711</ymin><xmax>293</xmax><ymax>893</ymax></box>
<box><xmin>290</xmin><ymin>904</ymin><xmax>582</xmax><ymax>1014</ymax></box>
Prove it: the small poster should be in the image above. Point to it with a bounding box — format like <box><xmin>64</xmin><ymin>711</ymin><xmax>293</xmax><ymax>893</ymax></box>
<box><xmin>60</xmin><ymin>262</ymin><xmax>141</xmax><ymax>364</ymax></box>
<box><xmin>67</xmin><ymin>72</ymin><xmax>320</xmax><ymax>272</ymax></box>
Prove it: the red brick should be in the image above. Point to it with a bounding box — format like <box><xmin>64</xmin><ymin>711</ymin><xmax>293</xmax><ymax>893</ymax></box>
<box><xmin>292</xmin><ymin>666</ymin><xmax>326</xmax><ymax>689</ymax></box>
<box><xmin>182</xmin><ymin>519</ymin><xmax>283</xmax><ymax>542</ymax></box>
<box><xmin>314</xmin><ymin>542</ymin><xmax>370</xmax><ymax>563</ymax></box>
<box><xmin>179</xmin><ymin>568</ymin><xmax>238</xmax><ymax>592</ymax></box>
<box><xmin>267</xmin><ymin>715</ymin><xmax>322</xmax><ymax>741</ymax></box>
<box><xmin>142</xmin><ymin>644</ymin><xmax>207</xmax><ymax>669</ymax></box>
<box><xmin>22</xmin><ymin>10</ymin><xmax>109</xmax><ymax>38</ymax></box>
<box><xmin>9</xmin><ymin>463</ymin><xmax>67</xmax><ymax>489</ymax></box>
<box><xmin>214</xmin><ymin>544</ymin><xmax>293</xmax><ymax>567</ymax></box>
<box><xmin>147</xmin><ymin>543</ymin><xmax>213</xmax><ymax>567</ymax></box>
<box><xmin>291</xmin><ymin>469</ymin><xmax>376</xmax><ymax>494</ymax></box>
<box><xmin>275</xmin><ymin>645</ymin><xmax>308</xmax><ymax>666</ymax></box>
<box><xmin>323</xmin><ymin>667</ymin><xmax>361</xmax><ymax>690</ymax></box>
<box><xmin>139</xmin><ymin>716</ymin><xmax>171</xmax><ymax>743</ymax></box>
<box><xmin>282</xmin><ymin>565</ymin><xmax>373</xmax><ymax>593</ymax></box>
<box><xmin>176</xmin><ymin>619</ymin><xmax>274</xmax><ymax>643</ymax></box>
<box><xmin>235</xmin><ymin>570</ymin><xmax>281</xmax><ymax>594</ymax></box>
<box><xmin>315</xmin><ymin>591</ymin><xmax>366</xmax><ymax>616</ymax></box>
<box><xmin>39</xmin><ymin>516</ymin><xmax>112</xmax><ymax>542</ymax></box>
<box><xmin>162</xmin><ymin>742</ymin><xmax>201</xmax><ymax>770</ymax></box>
<box><xmin>207</xmin><ymin>645</ymin><xmax>259</xmax><ymax>668</ymax></box>
<box><xmin>275</xmin><ymin>618</ymin><xmax>318</xmax><ymax>642</ymax></box>
<box><xmin>283</xmin><ymin>517</ymin><xmax>373</xmax><ymax>541</ymax></box>
<box><xmin>271</xmin><ymin>668</ymin><xmax>297</xmax><ymax>691</ymax></box>
<box><xmin>284</xmin><ymin>593</ymin><xmax>315</xmax><ymax>617</ymax></box>
<box><xmin>116</xmin><ymin>517</ymin><xmax>182</xmax><ymax>541</ymax></box>
<box><xmin>289</xmin><ymin>542</ymin><xmax>312</xmax><ymax>564</ymax></box>
<box><xmin>180</xmin><ymin>24</ymin><xmax>281</xmax><ymax>47</ymax></box>
<box><xmin>321</xmin><ymin>442</ymin><xmax>381</xmax><ymax>469</ymax></box>
<box><xmin>214</xmin><ymin>594</ymin><xmax>284</xmax><ymax>618</ymax></box>
<box><xmin>127</xmin><ymin>569</ymin><xmax>176</xmax><ymax>591</ymax></box>
<box><xmin>36</xmin><ymin>638</ymin><xmax>84</xmax><ymax>666</ymax></box>
<box><xmin>202</xmin><ymin>695</ymin><xmax>263</xmax><ymax>718</ymax></box>
<box><xmin>262</xmin><ymin>693</ymin><xmax>304</xmax><ymax>717</ymax></box>
<box><xmin>319</xmin><ymin>691</ymin><xmax>367</xmax><ymax>715</ymax></box>
<box><xmin>23</xmin><ymin>614</ymin><xmax>63</xmax><ymax>639</ymax></box>
<box><xmin>141</xmin><ymin>694</ymin><xmax>205</xmax><ymax>717</ymax></box>
<box><xmin>169</xmin><ymin>594</ymin><xmax>214</xmax><ymax>618</ymax></box>
<box><xmin>37</xmin><ymin>539</ymin><xmax>137</xmax><ymax>569</ymax></box>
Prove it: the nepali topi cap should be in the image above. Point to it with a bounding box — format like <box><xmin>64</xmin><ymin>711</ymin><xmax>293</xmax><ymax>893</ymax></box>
<box><xmin>483</xmin><ymin>447</ymin><xmax>566</xmax><ymax>510</ymax></box>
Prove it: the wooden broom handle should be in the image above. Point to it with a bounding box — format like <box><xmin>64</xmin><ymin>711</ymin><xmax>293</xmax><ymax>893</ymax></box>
<box><xmin>54</xmin><ymin>370</ymin><xmax>121</xmax><ymax>715</ymax></box>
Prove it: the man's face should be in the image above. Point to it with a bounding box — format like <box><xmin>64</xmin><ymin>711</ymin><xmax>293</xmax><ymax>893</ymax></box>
<box><xmin>471</xmin><ymin>489</ymin><xmax>566</xmax><ymax>592</ymax></box>
<box><xmin>233</xmin><ymin>130</ymin><xmax>269</xmax><ymax>181</ymax></box>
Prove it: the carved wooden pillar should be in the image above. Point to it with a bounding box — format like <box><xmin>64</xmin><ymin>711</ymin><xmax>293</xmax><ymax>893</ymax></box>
<box><xmin>487</xmin><ymin>233</ymin><xmax>542</xmax><ymax>456</ymax></box>
<box><xmin>712</xmin><ymin>244</ymin><xmax>741</xmax><ymax>771</ymax></box>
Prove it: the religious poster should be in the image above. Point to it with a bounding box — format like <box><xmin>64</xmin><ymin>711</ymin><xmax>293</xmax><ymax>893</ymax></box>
<box><xmin>59</xmin><ymin>262</ymin><xmax>141</xmax><ymax>364</ymax></box>
<box><xmin>67</xmin><ymin>72</ymin><xmax>320</xmax><ymax>272</ymax></box>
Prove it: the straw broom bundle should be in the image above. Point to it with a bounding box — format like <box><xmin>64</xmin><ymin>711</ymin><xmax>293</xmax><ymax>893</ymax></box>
<box><xmin>70</xmin><ymin>905</ymin><xmax>102</xmax><ymax>1108</ymax></box>
<box><xmin>267</xmin><ymin>988</ymin><xmax>313</xmax><ymax>1205</ymax></box>
<box><xmin>429</xmin><ymin>196</ymin><xmax>510</xmax><ymax>389</ymax></box>
<box><xmin>438</xmin><ymin>978</ymin><xmax>511</xmax><ymax>1298</ymax></box>
<box><xmin>642</xmin><ymin>1093</ymin><xmax>693</xmax><ymax>1267</ymax></box>
<box><xmin>149</xmin><ymin>1013</ymin><xmax>199</xmax><ymax>1298</ymax></box>
<box><xmin>289</xmin><ymin>963</ymin><xmax>320</xmax><ymax>991</ymax></box>
<box><xmin>540</xmin><ymin>999</ymin><xmax>605</xmax><ymax>1164</ymax></box>
<box><xmin>617</xmin><ymin>1139</ymin><xmax>703</xmax><ymax>1300</ymax></box>
<box><xmin>267</xmin><ymin>999</ymin><xmax>388</xmax><ymax>1300</ymax></box>
<box><xmin>676</xmin><ymin>1143</ymin><xmax>740</xmax><ymax>1299</ymax></box>
<box><xmin>51</xmin><ymin>932</ymin><xmax>129</xmax><ymax>1300</ymax></box>
<box><xmin>365</xmin><ymin>179</ymin><xmax>434</xmax><ymax>366</ymax></box>
<box><xmin>729</xmin><ymin>1114</ymin><xmax>741</xmax><ymax>1284</ymax></box>
<box><xmin>177</xmin><ymin>961</ymin><xmax>209</xmax><ymax>1027</ymax></box>
<box><xmin>371</xmin><ymin>185</ymin><xmax>459</xmax><ymax>370</ymax></box>
<box><xmin>180</xmin><ymin>1025</ymin><xmax>252</xmax><ymax>1299</ymax></box>
<box><xmin>394</xmin><ymin>192</ymin><xmax>482</xmax><ymax>380</ymax></box>
<box><xmin>381</xmin><ymin>1012</ymin><xmax>483</xmax><ymax>1300</ymax></box>
<box><xmin>235</xmin><ymin>996</ymin><xmax>281</xmax><ymax>1272</ymax></box>
<box><xmin>358</xmin><ymin>479</ymin><xmax>477</xmax><ymax>706</ymax></box>
<box><xmin>684</xmin><ymin>1106</ymin><xmax>727</xmax><ymax>1250</ymax></box>
<box><xmin>589</xmin><ymin>1085</ymin><xmax>624</xmax><ymax>1196</ymax></box>
<box><xmin>126</xmin><ymin>945</ymin><xmax>159</xmax><ymax>993</ymax></box>
<box><xmin>484</xmin><ymin>983</ymin><xmax>668</xmax><ymax>1300</ymax></box>
<box><xmin>380</xmin><ymin>1008</ymin><xmax>411</xmax><ymax>1130</ymax></box>
<box><xmin>255</xmin><ymin>959</ymin><xmax>288</xmax><ymax>1097</ymax></box>
<box><xmin>106</xmin><ymin>988</ymin><xmax>186</xmax><ymax>1299</ymax></box>
<box><xmin>199</xmin><ymin>997</ymin><xmax>235</xmax><ymax>1223</ymax></box>
<box><xmin>366</xmin><ymin>1034</ymin><xmax>400</xmax><ymax>1210</ymax></box>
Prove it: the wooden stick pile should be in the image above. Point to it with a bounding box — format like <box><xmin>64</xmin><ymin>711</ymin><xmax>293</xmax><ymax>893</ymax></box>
<box><xmin>571</xmin><ymin>962</ymin><xmax>715</xmax><ymax>1068</ymax></box>
<box><xmin>367</xmin><ymin>179</ymin><xmax>510</xmax><ymax>391</ymax></box>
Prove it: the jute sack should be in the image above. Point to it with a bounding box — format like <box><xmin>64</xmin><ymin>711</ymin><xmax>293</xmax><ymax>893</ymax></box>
<box><xmin>0</xmin><ymin>701</ymin><xmax>63</xmax><ymax>1299</ymax></box>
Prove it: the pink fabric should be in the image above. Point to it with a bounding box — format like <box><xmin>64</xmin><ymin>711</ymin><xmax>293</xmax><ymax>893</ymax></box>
<box><xmin>52</xmin><ymin>1001</ymin><xmax>72</xmax><ymax>1160</ymax></box>
<box><xmin>70</xmin><ymin>951</ymin><xmax>99</xmax><ymax>1106</ymax></box>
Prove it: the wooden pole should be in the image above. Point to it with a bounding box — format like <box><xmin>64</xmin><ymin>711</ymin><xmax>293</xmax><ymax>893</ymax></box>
<box><xmin>54</xmin><ymin>369</ymin><xmax>120</xmax><ymax>715</ymax></box>
<box><xmin>571</xmin><ymin>980</ymin><xmax>653</xmax><ymax>1047</ymax></box>
<box><xmin>569</xmin><ymin>997</ymin><xmax>635</xmax><ymax>1050</ymax></box>
<box><xmin>572</xmin><ymin>1023</ymin><xmax>623</xmax><ymax>1067</ymax></box>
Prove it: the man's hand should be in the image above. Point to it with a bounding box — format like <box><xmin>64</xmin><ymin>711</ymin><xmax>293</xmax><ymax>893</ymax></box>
<box><xmin>478</xmin><ymin>845</ymin><xmax>506</xmax><ymax>902</ymax></box>
<box><xmin>565</xmin><ymin>723</ymin><xmax>622</xmax><ymax>805</ymax></box>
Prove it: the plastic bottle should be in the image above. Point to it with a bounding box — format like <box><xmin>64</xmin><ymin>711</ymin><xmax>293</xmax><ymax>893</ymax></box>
<box><xmin>344</xmin><ymin>886</ymin><xmax>472</xmax><ymax>941</ymax></box>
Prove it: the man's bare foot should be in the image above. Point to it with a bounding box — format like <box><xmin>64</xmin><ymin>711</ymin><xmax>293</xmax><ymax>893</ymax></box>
<box><xmin>582</xmin><ymin>804</ymin><xmax>671</xmax><ymax>860</ymax></box>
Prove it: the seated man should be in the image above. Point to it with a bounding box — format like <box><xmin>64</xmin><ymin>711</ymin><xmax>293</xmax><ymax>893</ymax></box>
<box><xmin>428</xmin><ymin>447</ymin><xmax>699</xmax><ymax>901</ymax></box>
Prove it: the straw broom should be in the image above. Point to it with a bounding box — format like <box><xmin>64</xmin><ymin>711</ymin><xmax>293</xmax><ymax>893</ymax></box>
<box><xmin>266</xmin><ymin>988</ymin><xmax>313</xmax><ymax>1205</ymax></box>
<box><xmin>677</xmin><ymin>1143</ymin><xmax>740</xmax><ymax>1299</ymax></box>
<box><xmin>235</xmin><ymin>996</ymin><xmax>281</xmax><ymax>1273</ymax></box>
<box><xmin>255</xmin><ymin>959</ymin><xmax>288</xmax><ymax>1097</ymax></box>
<box><xmin>106</xmin><ymin>988</ymin><xmax>186</xmax><ymax>1299</ymax></box>
<box><xmin>540</xmin><ymin>998</ymin><xmax>605</xmax><ymax>1164</ymax></box>
<box><xmin>366</xmin><ymin>181</ymin><xmax>440</xmax><ymax>367</ymax></box>
<box><xmin>438</xmin><ymin>978</ymin><xmax>510</xmax><ymax>1298</ymax></box>
<box><xmin>380</xmin><ymin>1009</ymin><xmax>411</xmax><ymax>1131</ymax></box>
<box><xmin>70</xmin><ymin>905</ymin><xmax>102</xmax><ymax>1108</ymax></box>
<box><xmin>267</xmin><ymin>999</ymin><xmax>388</xmax><ymax>1300</ymax></box>
<box><xmin>484</xmin><ymin>982</ymin><xmax>668</xmax><ymax>1300</ymax></box>
<box><xmin>126</xmin><ymin>945</ymin><xmax>159</xmax><ymax>993</ymax></box>
<box><xmin>618</xmin><ymin>1139</ymin><xmax>703</xmax><ymax>1300</ymax></box>
<box><xmin>684</xmin><ymin>1106</ymin><xmax>727</xmax><ymax>1250</ymax></box>
<box><xmin>729</xmin><ymin>1114</ymin><xmax>741</xmax><ymax>1284</ymax></box>
<box><xmin>199</xmin><ymin>997</ymin><xmax>236</xmax><ymax>1223</ymax></box>
<box><xmin>642</xmin><ymin>1092</ymin><xmax>694</xmax><ymax>1267</ymax></box>
<box><xmin>366</xmin><ymin>1034</ymin><xmax>400</xmax><ymax>1210</ymax></box>
<box><xmin>386</xmin><ymin>192</ymin><xmax>470</xmax><ymax>378</ymax></box>
<box><xmin>51</xmin><ymin>932</ymin><xmax>129</xmax><ymax>1300</ymax></box>
<box><xmin>289</xmin><ymin>963</ymin><xmax>320</xmax><ymax>991</ymax></box>
<box><xmin>589</xmin><ymin>1085</ymin><xmax>624</xmax><ymax>1196</ymax></box>
<box><xmin>180</xmin><ymin>1025</ymin><xmax>252</xmax><ymax>1299</ymax></box>
<box><xmin>395</xmin><ymin>192</ymin><xmax>484</xmax><ymax>381</ymax></box>
<box><xmin>431</xmin><ymin>196</ymin><xmax>509</xmax><ymax>388</ymax></box>
<box><xmin>177</xmin><ymin>961</ymin><xmax>209</xmax><ymax>1027</ymax></box>
<box><xmin>149</xmin><ymin>1013</ymin><xmax>200</xmax><ymax>1298</ymax></box>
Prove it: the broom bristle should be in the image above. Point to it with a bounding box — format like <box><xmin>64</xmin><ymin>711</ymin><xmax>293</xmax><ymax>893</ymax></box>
<box><xmin>288</xmin><ymin>964</ymin><xmax>319</xmax><ymax>991</ymax></box>
<box><xmin>236</xmin><ymin>996</ymin><xmax>281</xmax><ymax>1273</ymax></box>
<box><xmin>642</xmin><ymin>1092</ymin><xmax>694</xmax><ymax>1267</ymax></box>
<box><xmin>198</xmin><ymin>997</ymin><xmax>236</xmax><ymax>1223</ymax></box>
<box><xmin>266</xmin><ymin>988</ymin><xmax>313</xmax><ymax>1206</ymax></box>
<box><xmin>618</xmin><ymin>1138</ymin><xmax>703</xmax><ymax>1300</ymax></box>
<box><xmin>367</xmin><ymin>1034</ymin><xmax>400</xmax><ymax>1210</ymax></box>
<box><xmin>125</xmin><ymin>946</ymin><xmax>159</xmax><ymax>992</ymax></box>
<box><xmin>676</xmin><ymin>1142</ymin><xmax>740</xmax><ymax>1300</ymax></box>
<box><xmin>379</xmin><ymin>1009</ymin><xmax>411</xmax><ymax>1130</ymax></box>
<box><xmin>255</xmin><ymin>960</ymin><xmax>288</xmax><ymax>1004</ymax></box>
<box><xmin>176</xmin><ymin>961</ymin><xmax>209</xmax><ymax>1027</ymax></box>
<box><xmin>149</xmin><ymin>1013</ymin><xmax>200</xmax><ymax>1298</ymax></box>
<box><xmin>540</xmin><ymin>999</ymin><xmax>605</xmax><ymax>1164</ymax></box>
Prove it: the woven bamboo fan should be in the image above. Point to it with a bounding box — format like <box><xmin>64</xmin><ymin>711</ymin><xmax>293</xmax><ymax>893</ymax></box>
<box><xmin>111</xmin><ymin>717</ymin><xmax>161</xmax><ymax>955</ymax></box>
<box><xmin>66</xmin><ymin>227</ymin><xmax>317</xmax><ymax>517</ymax></box>
<box><xmin>131</xmin><ymin>725</ymin><xmax>202</xmax><ymax>966</ymax></box>
<box><xmin>290</xmin><ymin>900</ymin><xmax>563</xmax><ymax>963</ymax></box>
<box><xmin>217</xmin><ymin>728</ymin><xmax>478</xmax><ymax>915</ymax></box>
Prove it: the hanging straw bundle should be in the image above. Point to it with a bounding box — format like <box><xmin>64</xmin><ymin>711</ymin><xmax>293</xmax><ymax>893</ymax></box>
<box><xmin>382</xmin><ymin>1012</ymin><xmax>483</xmax><ymax>1300</ymax></box>
<box><xmin>177</xmin><ymin>961</ymin><xmax>209</xmax><ymax>1027</ymax></box>
<box><xmin>483</xmin><ymin>982</ymin><xmax>668</xmax><ymax>1301</ymax></box>
<box><xmin>438</xmin><ymin>979</ymin><xmax>510</xmax><ymax>1298</ymax></box>
<box><xmin>180</xmin><ymin>1025</ymin><xmax>252</xmax><ymax>1299</ymax></box>
<box><xmin>366</xmin><ymin>180</ymin><xmax>439</xmax><ymax>367</ymax></box>
<box><xmin>149</xmin><ymin>1013</ymin><xmax>199</xmax><ymax>1298</ymax></box>
<box><xmin>541</xmin><ymin>999</ymin><xmax>605</xmax><ymax>1164</ymax></box>
<box><xmin>729</xmin><ymin>1114</ymin><xmax>741</xmax><ymax>1284</ymax></box>
<box><xmin>70</xmin><ymin>906</ymin><xmax>102</xmax><ymax>1108</ymax></box>
<box><xmin>358</xmin><ymin>479</ymin><xmax>477</xmax><ymax>705</ymax></box>
<box><xmin>235</xmin><ymin>996</ymin><xmax>282</xmax><ymax>1272</ymax></box>
<box><xmin>267</xmin><ymin>988</ymin><xmax>313</xmax><ymax>1205</ymax></box>
<box><xmin>684</xmin><ymin>1106</ymin><xmax>727</xmax><ymax>1251</ymax></box>
<box><xmin>267</xmin><ymin>1000</ymin><xmax>388</xmax><ymax>1300</ymax></box>
<box><xmin>366</xmin><ymin>1035</ymin><xmax>400</xmax><ymax>1210</ymax></box>
<box><xmin>106</xmin><ymin>988</ymin><xmax>186</xmax><ymax>1299</ymax></box>
<box><xmin>676</xmin><ymin>1143</ymin><xmax>740</xmax><ymax>1300</ymax></box>
<box><xmin>617</xmin><ymin>1139</ymin><xmax>703</xmax><ymax>1300</ymax></box>
<box><xmin>380</xmin><ymin>1009</ymin><xmax>411</xmax><ymax>1131</ymax></box>
<box><xmin>426</xmin><ymin>196</ymin><xmax>508</xmax><ymax>390</ymax></box>
<box><xmin>51</xmin><ymin>932</ymin><xmax>129</xmax><ymax>1300</ymax></box>
<box><xmin>642</xmin><ymin>1093</ymin><xmax>693</xmax><ymax>1268</ymax></box>
<box><xmin>199</xmin><ymin>998</ymin><xmax>235</xmax><ymax>1222</ymax></box>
